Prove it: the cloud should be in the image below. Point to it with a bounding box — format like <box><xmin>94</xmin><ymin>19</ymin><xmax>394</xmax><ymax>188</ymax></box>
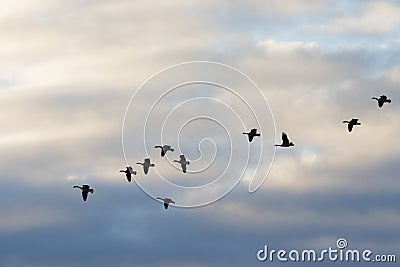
<box><xmin>0</xmin><ymin>0</ymin><xmax>399</xmax><ymax>266</ymax></box>
<box><xmin>215</xmin><ymin>0</ymin><xmax>332</xmax><ymax>15</ymax></box>
<box><xmin>318</xmin><ymin>1</ymin><xmax>400</xmax><ymax>35</ymax></box>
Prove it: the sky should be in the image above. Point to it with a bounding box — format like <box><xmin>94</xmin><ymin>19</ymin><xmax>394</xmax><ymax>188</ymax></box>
<box><xmin>0</xmin><ymin>0</ymin><xmax>399</xmax><ymax>266</ymax></box>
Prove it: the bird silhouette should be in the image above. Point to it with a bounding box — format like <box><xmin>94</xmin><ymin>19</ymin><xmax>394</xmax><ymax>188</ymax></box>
<box><xmin>342</xmin><ymin>118</ymin><xmax>361</xmax><ymax>132</ymax></box>
<box><xmin>275</xmin><ymin>132</ymin><xmax>294</xmax><ymax>147</ymax></box>
<box><xmin>136</xmin><ymin>158</ymin><xmax>155</xmax><ymax>174</ymax></box>
<box><xmin>157</xmin><ymin>197</ymin><xmax>175</xmax><ymax>209</ymax></box>
<box><xmin>372</xmin><ymin>95</ymin><xmax>391</xmax><ymax>108</ymax></box>
<box><xmin>73</xmin><ymin>184</ymin><xmax>94</xmax><ymax>201</ymax></box>
<box><xmin>119</xmin><ymin>166</ymin><xmax>137</xmax><ymax>182</ymax></box>
<box><xmin>154</xmin><ymin>145</ymin><xmax>174</xmax><ymax>157</ymax></box>
<box><xmin>243</xmin><ymin>128</ymin><xmax>261</xmax><ymax>142</ymax></box>
<box><xmin>173</xmin><ymin>155</ymin><xmax>190</xmax><ymax>173</ymax></box>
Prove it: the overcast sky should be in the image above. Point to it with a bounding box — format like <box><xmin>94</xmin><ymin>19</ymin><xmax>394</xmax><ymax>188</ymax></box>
<box><xmin>1</xmin><ymin>1</ymin><xmax>399</xmax><ymax>266</ymax></box>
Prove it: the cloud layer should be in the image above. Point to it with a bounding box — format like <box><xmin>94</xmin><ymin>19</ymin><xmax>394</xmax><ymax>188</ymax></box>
<box><xmin>0</xmin><ymin>1</ymin><xmax>399</xmax><ymax>266</ymax></box>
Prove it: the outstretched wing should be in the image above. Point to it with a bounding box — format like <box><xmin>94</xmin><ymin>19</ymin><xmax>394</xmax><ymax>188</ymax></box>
<box><xmin>82</xmin><ymin>191</ymin><xmax>88</xmax><ymax>201</ymax></box>
<box><xmin>181</xmin><ymin>162</ymin><xmax>187</xmax><ymax>173</ymax></box>
<box><xmin>248</xmin><ymin>134</ymin><xmax>254</xmax><ymax>142</ymax></box>
<box><xmin>282</xmin><ymin>132</ymin><xmax>289</xmax><ymax>143</ymax></box>
<box><xmin>348</xmin><ymin>123</ymin><xmax>353</xmax><ymax>132</ymax></box>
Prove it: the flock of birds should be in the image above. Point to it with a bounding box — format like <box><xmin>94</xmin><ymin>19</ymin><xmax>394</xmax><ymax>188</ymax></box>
<box><xmin>73</xmin><ymin>94</ymin><xmax>391</xmax><ymax>209</ymax></box>
<box><xmin>342</xmin><ymin>94</ymin><xmax>391</xmax><ymax>132</ymax></box>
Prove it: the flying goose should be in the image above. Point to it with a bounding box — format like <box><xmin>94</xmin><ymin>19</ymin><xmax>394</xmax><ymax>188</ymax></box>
<box><xmin>275</xmin><ymin>132</ymin><xmax>294</xmax><ymax>147</ymax></box>
<box><xmin>243</xmin><ymin>128</ymin><xmax>261</xmax><ymax>142</ymax></box>
<box><xmin>173</xmin><ymin>154</ymin><xmax>190</xmax><ymax>173</ymax></box>
<box><xmin>154</xmin><ymin>145</ymin><xmax>174</xmax><ymax>157</ymax></box>
<box><xmin>372</xmin><ymin>95</ymin><xmax>391</xmax><ymax>108</ymax></box>
<box><xmin>73</xmin><ymin>184</ymin><xmax>94</xmax><ymax>201</ymax></box>
<box><xmin>119</xmin><ymin>166</ymin><xmax>137</xmax><ymax>182</ymax></box>
<box><xmin>136</xmin><ymin>158</ymin><xmax>155</xmax><ymax>174</ymax></box>
<box><xmin>342</xmin><ymin>118</ymin><xmax>361</xmax><ymax>132</ymax></box>
<box><xmin>156</xmin><ymin>197</ymin><xmax>175</xmax><ymax>209</ymax></box>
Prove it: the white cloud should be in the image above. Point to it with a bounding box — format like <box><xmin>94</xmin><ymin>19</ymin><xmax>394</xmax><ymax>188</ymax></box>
<box><xmin>258</xmin><ymin>39</ymin><xmax>319</xmax><ymax>54</ymax></box>
<box><xmin>381</xmin><ymin>66</ymin><xmax>400</xmax><ymax>83</ymax></box>
<box><xmin>319</xmin><ymin>1</ymin><xmax>400</xmax><ymax>34</ymax></box>
<box><xmin>225</xmin><ymin>0</ymin><xmax>331</xmax><ymax>15</ymax></box>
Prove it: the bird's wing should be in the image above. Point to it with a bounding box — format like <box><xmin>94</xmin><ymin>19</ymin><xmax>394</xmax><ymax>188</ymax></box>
<box><xmin>82</xmin><ymin>191</ymin><xmax>88</xmax><ymax>201</ymax></box>
<box><xmin>282</xmin><ymin>132</ymin><xmax>289</xmax><ymax>143</ymax></box>
<box><xmin>348</xmin><ymin>123</ymin><xmax>353</xmax><ymax>132</ymax></box>
<box><xmin>248</xmin><ymin>134</ymin><xmax>253</xmax><ymax>142</ymax></box>
<box><xmin>182</xmin><ymin>163</ymin><xmax>187</xmax><ymax>173</ymax></box>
